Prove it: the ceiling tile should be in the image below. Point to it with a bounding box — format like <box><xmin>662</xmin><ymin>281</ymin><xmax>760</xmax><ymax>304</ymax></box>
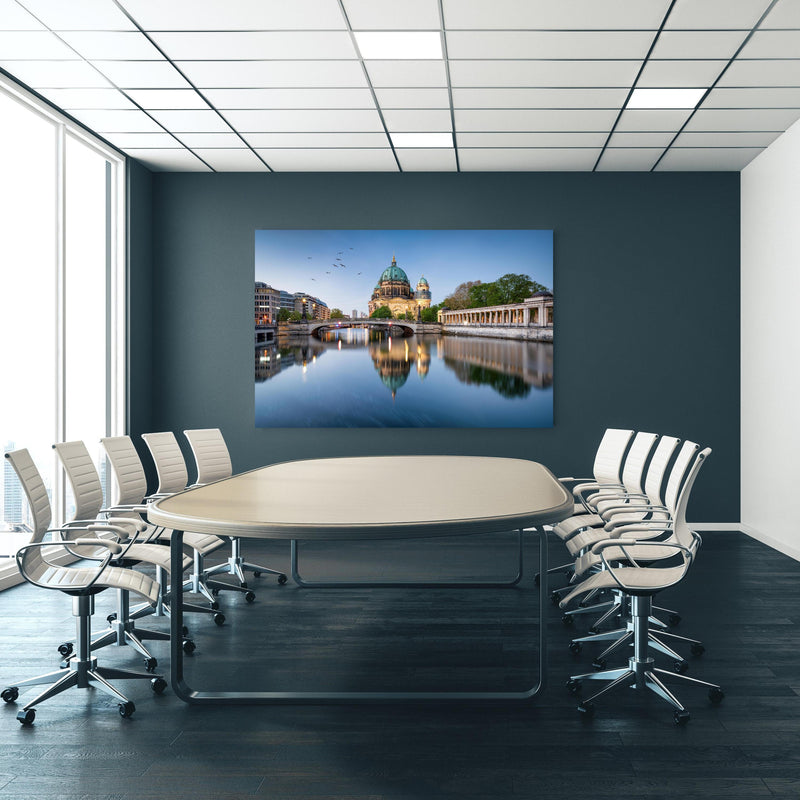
<box><xmin>596</xmin><ymin>148</ymin><xmax>663</xmax><ymax>170</ymax></box>
<box><xmin>458</xmin><ymin>147</ymin><xmax>601</xmax><ymax>170</ymax></box>
<box><xmin>686</xmin><ymin>108</ymin><xmax>800</xmax><ymax>131</ymax></box>
<box><xmin>451</xmin><ymin>87</ymin><xmax>629</xmax><ymax>108</ymax></box>
<box><xmin>177</xmin><ymin>60</ymin><xmax>368</xmax><ymax>89</ymax></box>
<box><xmin>396</xmin><ymin>148</ymin><xmax>457</xmax><ymax>171</ymax></box>
<box><xmin>150</xmin><ymin>31</ymin><xmax>358</xmax><ymax>61</ymax></box>
<box><xmin>343</xmin><ymin>0</ymin><xmax>442</xmax><ymax>30</ymax></box>
<box><xmin>0</xmin><ymin>31</ymin><xmax>78</xmax><ymax>58</ymax></box>
<box><xmin>449</xmin><ymin>60</ymin><xmax>640</xmax><ymax>88</ymax></box>
<box><xmin>637</xmin><ymin>60</ymin><xmax>728</xmax><ymax>88</ymax></box>
<box><xmin>191</xmin><ymin>149</ymin><xmax>269</xmax><ymax>172</ymax></box>
<box><xmin>655</xmin><ymin>146</ymin><xmax>764</xmax><ymax>170</ymax></box>
<box><xmin>445</xmin><ymin>31</ymin><xmax>653</xmax><ymax>60</ymax></box>
<box><xmin>93</xmin><ymin>60</ymin><xmax>191</xmax><ymax>89</ymax></box>
<box><xmin>243</xmin><ymin>132</ymin><xmax>389</xmax><ymax>148</ymax></box>
<box><xmin>176</xmin><ymin>132</ymin><xmax>248</xmax><ymax>147</ymax></box>
<box><xmin>125</xmin><ymin>89</ymin><xmax>211</xmax><ymax>109</ymax></box>
<box><xmin>102</xmin><ymin>131</ymin><xmax>182</xmax><ymax>148</ymax></box>
<box><xmin>145</xmin><ymin>109</ymin><xmax>233</xmax><ymax>133</ymax></box>
<box><xmin>719</xmin><ymin>59</ymin><xmax>800</xmax><ymax>87</ymax></box>
<box><xmin>608</xmin><ymin>131</ymin><xmax>676</xmax><ymax>147</ymax></box>
<box><xmin>38</xmin><ymin>87</ymin><xmax>137</xmax><ymax>110</ymax></box>
<box><xmin>456</xmin><ymin>131</ymin><xmax>607</xmax><ymax>147</ymax></box>
<box><xmin>442</xmin><ymin>0</ymin><xmax>669</xmax><ymax>30</ymax></box>
<box><xmin>615</xmin><ymin>108</ymin><xmax>694</xmax><ymax>131</ymax></box>
<box><xmin>382</xmin><ymin>109</ymin><xmax>452</xmax><ymax>132</ymax></box>
<box><xmin>203</xmin><ymin>88</ymin><xmax>374</xmax><ymax>109</ymax></box>
<box><xmin>675</xmin><ymin>130</ymin><xmax>782</xmax><ymax>147</ymax></box>
<box><xmin>119</xmin><ymin>0</ymin><xmax>347</xmax><ymax>30</ymax></box>
<box><xmin>255</xmin><ymin>148</ymin><xmax>399</xmax><ymax>171</ymax></box>
<box><xmin>649</xmin><ymin>30</ymin><xmax>747</xmax><ymax>60</ymax></box>
<box><xmin>665</xmin><ymin>0</ymin><xmax>773</xmax><ymax>30</ymax></box>
<box><xmin>455</xmin><ymin>108</ymin><xmax>617</xmax><ymax>132</ymax></box>
<box><xmin>0</xmin><ymin>0</ymin><xmax>46</xmax><ymax>29</ymax></box>
<box><xmin>761</xmin><ymin>1</ymin><xmax>800</xmax><ymax>27</ymax></box>
<box><xmin>738</xmin><ymin>31</ymin><xmax>800</xmax><ymax>59</ymax></box>
<box><xmin>703</xmin><ymin>87</ymin><xmax>800</xmax><ymax>108</ymax></box>
<box><xmin>17</xmin><ymin>0</ymin><xmax>137</xmax><ymax>30</ymax></box>
<box><xmin>67</xmin><ymin>108</ymin><xmax>165</xmax><ymax>133</ymax></box>
<box><xmin>0</xmin><ymin>60</ymin><xmax>111</xmax><ymax>88</ymax></box>
<box><xmin>58</xmin><ymin>31</ymin><xmax>164</xmax><ymax>60</ymax></box>
<box><xmin>125</xmin><ymin>148</ymin><xmax>212</xmax><ymax>171</ymax></box>
<box><xmin>365</xmin><ymin>60</ymin><xmax>447</xmax><ymax>88</ymax></box>
<box><xmin>374</xmin><ymin>88</ymin><xmax>450</xmax><ymax>108</ymax></box>
<box><xmin>223</xmin><ymin>108</ymin><xmax>385</xmax><ymax>133</ymax></box>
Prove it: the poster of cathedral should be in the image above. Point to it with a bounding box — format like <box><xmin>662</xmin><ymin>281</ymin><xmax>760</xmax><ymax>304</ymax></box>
<box><xmin>255</xmin><ymin>229</ymin><xmax>554</xmax><ymax>428</ymax></box>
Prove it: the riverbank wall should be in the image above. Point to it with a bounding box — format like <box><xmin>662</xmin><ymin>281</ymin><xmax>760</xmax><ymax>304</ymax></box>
<box><xmin>442</xmin><ymin>325</ymin><xmax>553</xmax><ymax>342</ymax></box>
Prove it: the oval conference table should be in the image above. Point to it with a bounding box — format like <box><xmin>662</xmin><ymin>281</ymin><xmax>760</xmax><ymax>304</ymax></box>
<box><xmin>148</xmin><ymin>455</ymin><xmax>574</xmax><ymax>705</ymax></box>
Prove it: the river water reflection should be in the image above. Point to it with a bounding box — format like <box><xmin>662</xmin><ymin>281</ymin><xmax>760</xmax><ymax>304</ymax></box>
<box><xmin>255</xmin><ymin>327</ymin><xmax>552</xmax><ymax>427</ymax></box>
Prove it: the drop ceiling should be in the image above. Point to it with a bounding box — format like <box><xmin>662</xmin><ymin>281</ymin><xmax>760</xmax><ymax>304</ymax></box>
<box><xmin>1</xmin><ymin>0</ymin><xmax>798</xmax><ymax>172</ymax></box>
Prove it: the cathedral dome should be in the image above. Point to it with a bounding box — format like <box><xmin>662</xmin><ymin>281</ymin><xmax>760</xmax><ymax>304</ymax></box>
<box><xmin>417</xmin><ymin>276</ymin><xmax>429</xmax><ymax>287</ymax></box>
<box><xmin>379</xmin><ymin>256</ymin><xmax>409</xmax><ymax>284</ymax></box>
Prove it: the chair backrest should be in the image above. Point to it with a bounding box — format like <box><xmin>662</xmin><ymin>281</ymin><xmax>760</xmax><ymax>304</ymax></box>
<box><xmin>183</xmin><ymin>428</ymin><xmax>232</xmax><ymax>485</ymax></box>
<box><xmin>53</xmin><ymin>441</ymin><xmax>104</xmax><ymax>522</ymax></box>
<box><xmin>619</xmin><ymin>432</ymin><xmax>658</xmax><ymax>495</ymax></box>
<box><xmin>100</xmin><ymin>436</ymin><xmax>148</xmax><ymax>506</ymax></box>
<box><xmin>4</xmin><ymin>449</ymin><xmax>51</xmax><ymax>543</ymax></box>
<box><xmin>664</xmin><ymin>440</ymin><xmax>700</xmax><ymax>515</ymax></box>
<box><xmin>592</xmin><ymin>428</ymin><xmax>634</xmax><ymax>485</ymax></box>
<box><xmin>671</xmin><ymin>447</ymin><xmax>712</xmax><ymax>550</ymax></box>
<box><xmin>643</xmin><ymin>435</ymin><xmax>680</xmax><ymax>505</ymax></box>
<box><xmin>141</xmin><ymin>432</ymin><xmax>189</xmax><ymax>495</ymax></box>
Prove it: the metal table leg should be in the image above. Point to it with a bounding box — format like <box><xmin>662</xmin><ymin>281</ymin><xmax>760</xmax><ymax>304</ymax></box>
<box><xmin>171</xmin><ymin>527</ymin><xmax>548</xmax><ymax>705</ymax></box>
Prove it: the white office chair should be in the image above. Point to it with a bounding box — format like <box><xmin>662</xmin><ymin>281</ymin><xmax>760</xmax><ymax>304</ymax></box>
<box><xmin>2</xmin><ymin>450</ymin><xmax>166</xmax><ymax>724</ymax></box>
<box><xmin>184</xmin><ymin>428</ymin><xmax>287</xmax><ymax>590</ymax></box>
<box><xmin>102</xmin><ymin>434</ymin><xmax>228</xmax><ymax>621</ymax></box>
<box><xmin>562</xmin><ymin>447</ymin><xmax>723</xmax><ymax>723</ymax></box>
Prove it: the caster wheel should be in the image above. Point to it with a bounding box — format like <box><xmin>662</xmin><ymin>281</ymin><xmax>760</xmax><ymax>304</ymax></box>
<box><xmin>592</xmin><ymin>658</ymin><xmax>606</xmax><ymax>671</ymax></box>
<box><xmin>16</xmin><ymin>709</ymin><xmax>35</xmax><ymax>725</ymax></box>
<box><xmin>278</xmin><ymin>574</ymin><xmax>288</xmax><ymax>586</ymax></box>
<box><xmin>144</xmin><ymin>657</ymin><xmax>158</xmax><ymax>673</ymax></box>
<box><xmin>534</xmin><ymin>574</ymin><xmax>540</xmax><ymax>587</ymax></box>
<box><xmin>118</xmin><ymin>701</ymin><xmax>136</xmax><ymax>718</ymax></box>
<box><xmin>182</xmin><ymin>638</ymin><xmax>196</xmax><ymax>655</ymax></box>
<box><xmin>709</xmin><ymin>687</ymin><xmax>725</xmax><ymax>704</ymax></box>
<box><xmin>253</xmin><ymin>571</ymin><xmax>262</xmax><ymax>578</ymax></box>
<box><xmin>151</xmin><ymin>677</ymin><xmax>167</xmax><ymax>695</ymax></box>
<box><xmin>245</xmin><ymin>591</ymin><xmax>256</xmax><ymax>603</ymax></box>
<box><xmin>213</xmin><ymin>612</ymin><xmax>225</xmax><ymax>626</ymax></box>
<box><xmin>106</xmin><ymin>613</ymin><xmax>117</xmax><ymax>624</ymax></box>
<box><xmin>210</xmin><ymin>601</ymin><xmax>220</xmax><ymax>611</ymax></box>
<box><xmin>673</xmin><ymin>710</ymin><xmax>691</xmax><ymax>725</ymax></box>
<box><xmin>566</xmin><ymin>679</ymin><xmax>581</xmax><ymax>695</ymax></box>
<box><xmin>561</xmin><ymin>614</ymin><xmax>574</xmax><ymax>627</ymax></box>
<box><xmin>668</xmin><ymin>614</ymin><xmax>681</xmax><ymax>626</ymax></box>
<box><xmin>674</xmin><ymin>660</ymin><xmax>688</xmax><ymax>674</ymax></box>
<box><xmin>211</xmin><ymin>588</ymin><xmax>220</xmax><ymax>597</ymax></box>
<box><xmin>569</xmin><ymin>642</ymin><xmax>582</xmax><ymax>655</ymax></box>
<box><xmin>577</xmin><ymin>701</ymin><xmax>595</xmax><ymax>717</ymax></box>
<box><xmin>691</xmin><ymin>643</ymin><xmax>706</xmax><ymax>656</ymax></box>
<box><xmin>550</xmin><ymin>592</ymin><xmax>561</xmax><ymax>606</ymax></box>
<box><xmin>2</xmin><ymin>687</ymin><xmax>19</xmax><ymax>703</ymax></box>
<box><xmin>57</xmin><ymin>642</ymin><xmax>73</xmax><ymax>657</ymax></box>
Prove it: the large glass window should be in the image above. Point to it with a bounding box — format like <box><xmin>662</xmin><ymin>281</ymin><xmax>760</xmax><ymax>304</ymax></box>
<box><xmin>0</xmin><ymin>76</ymin><xmax>125</xmax><ymax>577</ymax></box>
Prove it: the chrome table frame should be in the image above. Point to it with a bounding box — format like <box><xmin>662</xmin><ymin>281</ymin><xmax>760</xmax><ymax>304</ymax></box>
<box><xmin>170</xmin><ymin>526</ymin><xmax>549</xmax><ymax>704</ymax></box>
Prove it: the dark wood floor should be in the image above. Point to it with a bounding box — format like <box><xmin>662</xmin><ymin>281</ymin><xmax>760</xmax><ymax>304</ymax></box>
<box><xmin>0</xmin><ymin>531</ymin><xmax>798</xmax><ymax>799</ymax></box>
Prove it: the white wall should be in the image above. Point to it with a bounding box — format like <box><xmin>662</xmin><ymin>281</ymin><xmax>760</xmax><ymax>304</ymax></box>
<box><xmin>741</xmin><ymin>118</ymin><xmax>800</xmax><ymax>560</ymax></box>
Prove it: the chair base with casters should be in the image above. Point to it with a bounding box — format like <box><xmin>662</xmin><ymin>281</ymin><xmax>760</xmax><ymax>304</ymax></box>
<box><xmin>204</xmin><ymin>536</ymin><xmax>287</xmax><ymax>591</ymax></box>
<box><xmin>565</xmin><ymin>594</ymin><xmax>723</xmax><ymax>723</ymax></box>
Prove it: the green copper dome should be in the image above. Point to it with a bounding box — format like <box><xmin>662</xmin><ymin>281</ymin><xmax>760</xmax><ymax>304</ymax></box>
<box><xmin>417</xmin><ymin>276</ymin><xmax>429</xmax><ymax>287</ymax></box>
<box><xmin>379</xmin><ymin>256</ymin><xmax>409</xmax><ymax>284</ymax></box>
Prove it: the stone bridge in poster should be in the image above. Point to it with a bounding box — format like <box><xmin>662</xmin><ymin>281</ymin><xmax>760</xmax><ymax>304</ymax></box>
<box><xmin>308</xmin><ymin>320</ymin><xmax>419</xmax><ymax>338</ymax></box>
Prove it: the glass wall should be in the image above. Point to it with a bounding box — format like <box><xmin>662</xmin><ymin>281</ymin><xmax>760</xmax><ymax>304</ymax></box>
<box><xmin>0</xmin><ymin>76</ymin><xmax>125</xmax><ymax>568</ymax></box>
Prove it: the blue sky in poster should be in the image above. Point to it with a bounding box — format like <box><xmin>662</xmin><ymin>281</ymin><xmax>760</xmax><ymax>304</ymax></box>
<box><xmin>254</xmin><ymin>229</ymin><xmax>553</xmax><ymax>316</ymax></box>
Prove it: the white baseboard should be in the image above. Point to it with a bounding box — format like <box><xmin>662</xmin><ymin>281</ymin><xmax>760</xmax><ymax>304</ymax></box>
<box><xmin>738</xmin><ymin>523</ymin><xmax>800</xmax><ymax>562</ymax></box>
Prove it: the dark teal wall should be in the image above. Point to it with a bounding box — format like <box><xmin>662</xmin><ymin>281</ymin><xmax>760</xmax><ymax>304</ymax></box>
<box><xmin>134</xmin><ymin>170</ymin><xmax>740</xmax><ymax>521</ymax></box>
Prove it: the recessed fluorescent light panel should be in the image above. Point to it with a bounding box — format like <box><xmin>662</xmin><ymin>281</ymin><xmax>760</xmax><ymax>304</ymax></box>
<box><xmin>627</xmin><ymin>88</ymin><xmax>706</xmax><ymax>109</ymax></box>
<box><xmin>354</xmin><ymin>31</ymin><xmax>442</xmax><ymax>60</ymax></box>
<box><xmin>390</xmin><ymin>132</ymin><xmax>452</xmax><ymax>148</ymax></box>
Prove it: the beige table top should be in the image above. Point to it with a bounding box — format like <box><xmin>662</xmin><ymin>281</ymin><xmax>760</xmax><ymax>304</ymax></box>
<box><xmin>148</xmin><ymin>456</ymin><xmax>572</xmax><ymax>541</ymax></box>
